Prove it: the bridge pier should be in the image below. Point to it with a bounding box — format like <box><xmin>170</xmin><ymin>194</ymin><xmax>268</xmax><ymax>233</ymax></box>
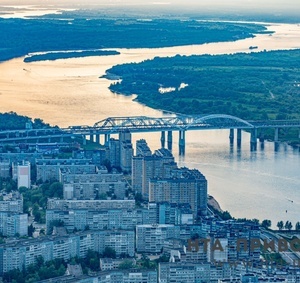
<box><xmin>179</xmin><ymin>130</ymin><xmax>185</xmax><ymax>156</ymax></box>
<box><xmin>237</xmin><ymin>129</ymin><xmax>242</xmax><ymax>148</ymax></box>
<box><xmin>89</xmin><ymin>134</ymin><xmax>94</xmax><ymax>143</ymax></box>
<box><xmin>259</xmin><ymin>130</ymin><xmax>265</xmax><ymax>150</ymax></box>
<box><xmin>82</xmin><ymin>135</ymin><xmax>87</xmax><ymax>146</ymax></box>
<box><xmin>104</xmin><ymin>134</ymin><xmax>110</xmax><ymax>146</ymax></box>
<box><xmin>259</xmin><ymin>130</ymin><xmax>265</xmax><ymax>143</ymax></box>
<box><xmin>229</xmin><ymin>129</ymin><xmax>234</xmax><ymax>145</ymax></box>
<box><xmin>60</xmin><ymin>136</ymin><xmax>64</xmax><ymax>143</ymax></box>
<box><xmin>167</xmin><ymin>131</ymin><xmax>173</xmax><ymax>151</ymax></box>
<box><xmin>160</xmin><ymin>131</ymin><xmax>165</xmax><ymax>148</ymax></box>
<box><xmin>274</xmin><ymin>128</ymin><xmax>280</xmax><ymax>151</ymax></box>
<box><xmin>95</xmin><ymin>134</ymin><xmax>100</xmax><ymax>144</ymax></box>
<box><xmin>250</xmin><ymin>128</ymin><xmax>257</xmax><ymax>151</ymax></box>
<box><xmin>274</xmin><ymin>128</ymin><xmax>279</xmax><ymax>143</ymax></box>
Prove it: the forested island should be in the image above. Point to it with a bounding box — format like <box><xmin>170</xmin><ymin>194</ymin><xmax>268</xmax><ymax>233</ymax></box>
<box><xmin>106</xmin><ymin>49</ymin><xmax>300</xmax><ymax>143</ymax></box>
<box><xmin>107</xmin><ymin>49</ymin><xmax>300</xmax><ymax>120</ymax></box>
<box><xmin>24</xmin><ymin>50</ymin><xmax>120</xmax><ymax>62</ymax></box>
<box><xmin>0</xmin><ymin>15</ymin><xmax>268</xmax><ymax>62</ymax></box>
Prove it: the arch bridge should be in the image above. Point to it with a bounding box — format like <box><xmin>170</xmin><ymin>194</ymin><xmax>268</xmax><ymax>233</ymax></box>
<box><xmin>0</xmin><ymin>114</ymin><xmax>300</xmax><ymax>154</ymax></box>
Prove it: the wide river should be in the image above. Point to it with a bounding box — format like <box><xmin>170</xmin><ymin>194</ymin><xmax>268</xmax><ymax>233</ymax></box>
<box><xmin>0</xmin><ymin>21</ymin><xmax>299</xmax><ymax>227</ymax></box>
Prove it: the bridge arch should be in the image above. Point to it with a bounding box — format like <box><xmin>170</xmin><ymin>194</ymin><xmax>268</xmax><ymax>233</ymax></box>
<box><xmin>93</xmin><ymin>114</ymin><xmax>255</xmax><ymax>130</ymax></box>
<box><xmin>188</xmin><ymin>114</ymin><xmax>255</xmax><ymax>129</ymax></box>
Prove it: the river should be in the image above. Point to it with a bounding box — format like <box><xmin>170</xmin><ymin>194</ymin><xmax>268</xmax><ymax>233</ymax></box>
<box><xmin>0</xmin><ymin>21</ymin><xmax>299</xmax><ymax>227</ymax></box>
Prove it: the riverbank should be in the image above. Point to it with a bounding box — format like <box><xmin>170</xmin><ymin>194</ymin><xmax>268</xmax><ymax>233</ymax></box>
<box><xmin>0</xmin><ymin>16</ymin><xmax>267</xmax><ymax>62</ymax></box>
<box><xmin>107</xmin><ymin>49</ymin><xmax>300</xmax><ymax>122</ymax></box>
<box><xmin>0</xmin><ymin>21</ymin><xmax>299</xmax><ymax>227</ymax></box>
<box><xmin>1</xmin><ymin>23</ymin><xmax>300</xmax><ymax>127</ymax></box>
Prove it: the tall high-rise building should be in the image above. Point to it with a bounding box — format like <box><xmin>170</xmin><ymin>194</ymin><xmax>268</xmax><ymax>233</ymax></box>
<box><xmin>136</xmin><ymin>139</ymin><xmax>152</xmax><ymax>156</ymax></box>
<box><xmin>120</xmin><ymin>144</ymin><xmax>133</xmax><ymax>172</ymax></box>
<box><xmin>132</xmin><ymin>139</ymin><xmax>152</xmax><ymax>193</ymax></box>
<box><xmin>132</xmin><ymin>142</ymin><xmax>176</xmax><ymax>198</ymax></box>
<box><xmin>132</xmin><ymin>155</ymin><xmax>144</xmax><ymax>193</ymax></box>
<box><xmin>149</xmin><ymin>168</ymin><xmax>207</xmax><ymax>216</ymax></box>
<box><xmin>109</xmin><ymin>138</ymin><xmax>121</xmax><ymax>168</ymax></box>
<box><xmin>109</xmin><ymin>131</ymin><xmax>133</xmax><ymax>172</ymax></box>
<box><xmin>142</xmin><ymin>149</ymin><xmax>175</xmax><ymax>200</ymax></box>
<box><xmin>120</xmin><ymin>131</ymin><xmax>133</xmax><ymax>172</ymax></box>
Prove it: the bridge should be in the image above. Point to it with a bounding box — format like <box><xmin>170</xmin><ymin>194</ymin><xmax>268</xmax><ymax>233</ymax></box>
<box><xmin>1</xmin><ymin>114</ymin><xmax>300</xmax><ymax>154</ymax></box>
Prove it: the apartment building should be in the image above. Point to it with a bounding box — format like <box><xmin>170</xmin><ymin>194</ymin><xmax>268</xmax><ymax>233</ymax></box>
<box><xmin>36</xmin><ymin>158</ymin><xmax>95</xmax><ymax>182</ymax></box>
<box><xmin>0</xmin><ymin>230</ymin><xmax>134</xmax><ymax>274</ymax></box>
<box><xmin>136</xmin><ymin>224</ymin><xmax>180</xmax><ymax>254</ymax></box>
<box><xmin>47</xmin><ymin>199</ymin><xmax>135</xmax><ymax>210</ymax></box>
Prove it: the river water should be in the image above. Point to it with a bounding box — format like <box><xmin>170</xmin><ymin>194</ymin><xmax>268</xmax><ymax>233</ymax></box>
<box><xmin>0</xmin><ymin>21</ymin><xmax>299</xmax><ymax>227</ymax></box>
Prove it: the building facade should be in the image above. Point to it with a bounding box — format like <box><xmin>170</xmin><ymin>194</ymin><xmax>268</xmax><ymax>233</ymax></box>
<box><xmin>136</xmin><ymin>224</ymin><xmax>180</xmax><ymax>254</ymax></box>
<box><xmin>0</xmin><ymin>230</ymin><xmax>134</xmax><ymax>274</ymax></box>
<box><xmin>149</xmin><ymin>168</ymin><xmax>207</xmax><ymax>216</ymax></box>
<box><xmin>0</xmin><ymin>212</ymin><xmax>27</xmax><ymax>237</ymax></box>
<box><xmin>36</xmin><ymin>159</ymin><xmax>95</xmax><ymax>182</ymax></box>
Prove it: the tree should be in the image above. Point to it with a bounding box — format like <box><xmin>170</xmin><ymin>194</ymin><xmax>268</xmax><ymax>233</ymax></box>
<box><xmin>48</xmin><ymin>220</ymin><xmax>64</xmax><ymax>235</ymax></box>
<box><xmin>35</xmin><ymin>255</ymin><xmax>44</xmax><ymax>268</ymax></box>
<box><xmin>135</xmin><ymin>192</ymin><xmax>143</xmax><ymax>206</ymax></box>
<box><xmin>261</xmin><ymin>219</ymin><xmax>272</xmax><ymax>229</ymax></box>
<box><xmin>101</xmin><ymin>159</ymin><xmax>112</xmax><ymax>173</ymax></box>
<box><xmin>33</xmin><ymin>210</ymin><xmax>42</xmax><ymax>223</ymax></box>
<box><xmin>119</xmin><ymin>259</ymin><xmax>134</xmax><ymax>269</ymax></box>
<box><xmin>119</xmin><ymin>252</ymin><xmax>129</xmax><ymax>258</ymax></box>
<box><xmin>156</xmin><ymin>254</ymin><xmax>169</xmax><ymax>263</ymax></box>
<box><xmin>220</xmin><ymin>211</ymin><xmax>232</xmax><ymax>220</ymax></box>
<box><xmin>48</xmin><ymin>182</ymin><xmax>63</xmax><ymax>198</ymax></box>
<box><xmin>83</xmin><ymin>250</ymin><xmax>100</xmax><ymax>271</ymax></box>
<box><xmin>295</xmin><ymin>222</ymin><xmax>300</xmax><ymax>231</ymax></box>
<box><xmin>277</xmin><ymin>221</ymin><xmax>284</xmax><ymax>230</ymax></box>
<box><xmin>103</xmin><ymin>247</ymin><xmax>116</xmax><ymax>259</ymax></box>
<box><xmin>28</xmin><ymin>224</ymin><xmax>35</xmax><ymax>237</ymax></box>
<box><xmin>139</xmin><ymin>254</ymin><xmax>151</xmax><ymax>269</ymax></box>
<box><xmin>285</xmin><ymin>221</ymin><xmax>292</xmax><ymax>231</ymax></box>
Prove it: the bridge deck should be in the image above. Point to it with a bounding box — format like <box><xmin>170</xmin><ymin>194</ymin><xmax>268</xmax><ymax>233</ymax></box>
<box><xmin>0</xmin><ymin>115</ymin><xmax>299</xmax><ymax>143</ymax></box>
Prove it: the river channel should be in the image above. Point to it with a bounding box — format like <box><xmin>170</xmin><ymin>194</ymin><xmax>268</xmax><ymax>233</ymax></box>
<box><xmin>0</xmin><ymin>21</ymin><xmax>299</xmax><ymax>227</ymax></box>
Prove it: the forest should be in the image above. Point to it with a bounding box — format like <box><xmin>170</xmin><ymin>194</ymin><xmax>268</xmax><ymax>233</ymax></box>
<box><xmin>24</xmin><ymin>50</ymin><xmax>120</xmax><ymax>62</ymax></box>
<box><xmin>0</xmin><ymin>112</ymin><xmax>51</xmax><ymax>130</ymax></box>
<box><xmin>0</xmin><ymin>15</ymin><xmax>267</xmax><ymax>61</ymax></box>
<box><xmin>107</xmin><ymin>49</ymin><xmax>300</xmax><ymax>121</ymax></box>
